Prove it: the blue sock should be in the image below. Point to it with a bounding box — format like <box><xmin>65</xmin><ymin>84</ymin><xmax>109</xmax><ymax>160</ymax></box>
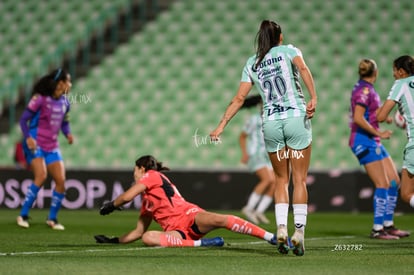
<box><xmin>384</xmin><ymin>180</ymin><xmax>399</xmax><ymax>227</ymax></box>
<box><xmin>48</xmin><ymin>190</ymin><xmax>65</xmax><ymax>221</ymax></box>
<box><xmin>20</xmin><ymin>183</ymin><xmax>41</xmax><ymax>217</ymax></box>
<box><xmin>373</xmin><ymin>188</ymin><xmax>387</xmax><ymax>230</ymax></box>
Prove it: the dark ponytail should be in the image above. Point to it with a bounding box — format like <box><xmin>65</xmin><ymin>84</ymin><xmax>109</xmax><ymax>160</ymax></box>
<box><xmin>255</xmin><ymin>20</ymin><xmax>282</xmax><ymax>69</ymax></box>
<box><xmin>135</xmin><ymin>155</ymin><xmax>170</xmax><ymax>172</ymax></box>
<box><xmin>241</xmin><ymin>94</ymin><xmax>262</xmax><ymax>109</ymax></box>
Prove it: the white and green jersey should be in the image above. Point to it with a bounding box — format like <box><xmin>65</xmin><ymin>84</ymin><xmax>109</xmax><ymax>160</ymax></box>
<box><xmin>387</xmin><ymin>75</ymin><xmax>414</xmax><ymax>143</ymax></box>
<box><xmin>242</xmin><ymin>113</ymin><xmax>266</xmax><ymax>156</ymax></box>
<box><xmin>241</xmin><ymin>44</ymin><xmax>306</xmax><ymax>121</ymax></box>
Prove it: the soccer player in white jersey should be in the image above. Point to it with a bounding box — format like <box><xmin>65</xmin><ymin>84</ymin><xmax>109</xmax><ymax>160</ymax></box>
<box><xmin>239</xmin><ymin>95</ymin><xmax>275</xmax><ymax>225</ymax></box>
<box><xmin>377</xmin><ymin>55</ymin><xmax>414</xmax><ymax>210</ymax></box>
<box><xmin>211</xmin><ymin>20</ymin><xmax>317</xmax><ymax>256</ymax></box>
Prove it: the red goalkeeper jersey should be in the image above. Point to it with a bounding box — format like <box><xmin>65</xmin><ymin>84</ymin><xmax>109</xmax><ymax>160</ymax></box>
<box><xmin>139</xmin><ymin>170</ymin><xmax>203</xmax><ymax>232</ymax></box>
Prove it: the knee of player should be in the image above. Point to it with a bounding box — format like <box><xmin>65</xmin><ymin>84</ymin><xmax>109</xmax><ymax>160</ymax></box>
<box><xmin>400</xmin><ymin>190</ymin><xmax>411</xmax><ymax>203</ymax></box>
<box><xmin>34</xmin><ymin>173</ymin><xmax>48</xmax><ymax>183</ymax></box>
<box><xmin>141</xmin><ymin>231</ymin><xmax>159</xmax><ymax>246</ymax></box>
<box><xmin>266</xmin><ymin>177</ymin><xmax>276</xmax><ymax>187</ymax></box>
<box><xmin>291</xmin><ymin>174</ymin><xmax>307</xmax><ymax>186</ymax></box>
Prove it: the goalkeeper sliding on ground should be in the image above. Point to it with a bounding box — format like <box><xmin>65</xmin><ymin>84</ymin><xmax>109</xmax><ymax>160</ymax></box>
<box><xmin>94</xmin><ymin>155</ymin><xmax>277</xmax><ymax>248</ymax></box>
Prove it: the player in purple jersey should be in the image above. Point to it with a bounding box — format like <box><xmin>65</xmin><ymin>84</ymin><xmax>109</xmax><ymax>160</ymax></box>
<box><xmin>349</xmin><ymin>59</ymin><xmax>409</xmax><ymax>239</ymax></box>
<box><xmin>17</xmin><ymin>68</ymin><xmax>74</xmax><ymax>230</ymax></box>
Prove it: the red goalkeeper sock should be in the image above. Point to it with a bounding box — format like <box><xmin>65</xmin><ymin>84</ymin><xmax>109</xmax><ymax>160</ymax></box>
<box><xmin>226</xmin><ymin>215</ymin><xmax>272</xmax><ymax>241</ymax></box>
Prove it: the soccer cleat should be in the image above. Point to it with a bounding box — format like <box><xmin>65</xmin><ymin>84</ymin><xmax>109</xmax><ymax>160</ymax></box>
<box><xmin>370</xmin><ymin>229</ymin><xmax>399</xmax><ymax>240</ymax></box>
<box><xmin>241</xmin><ymin>206</ymin><xmax>259</xmax><ymax>224</ymax></box>
<box><xmin>268</xmin><ymin>234</ymin><xmax>277</xmax><ymax>245</ymax></box>
<box><xmin>384</xmin><ymin>226</ymin><xmax>410</xmax><ymax>238</ymax></box>
<box><xmin>17</xmin><ymin>216</ymin><xmax>30</xmax><ymax>228</ymax></box>
<box><xmin>291</xmin><ymin>230</ymin><xmax>305</xmax><ymax>256</ymax></box>
<box><xmin>200</xmin><ymin>237</ymin><xmax>225</xmax><ymax>247</ymax></box>
<box><xmin>276</xmin><ymin>225</ymin><xmax>289</xmax><ymax>254</ymax></box>
<box><xmin>46</xmin><ymin>219</ymin><xmax>65</xmax><ymax>230</ymax></box>
<box><xmin>255</xmin><ymin>212</ymin><xmax>270</xmax><ymax>224</ymax></box>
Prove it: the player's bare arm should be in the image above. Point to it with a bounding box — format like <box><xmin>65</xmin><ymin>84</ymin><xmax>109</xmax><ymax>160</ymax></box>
<box><xmin>377</xmin><ymin>99</ymin><xmax>396</xmax><ymax>122</ymax></box>
<box><xmin>210</xmin><ymin>82</ymin><xmax>252</xmax><ymax>139</ymax></box>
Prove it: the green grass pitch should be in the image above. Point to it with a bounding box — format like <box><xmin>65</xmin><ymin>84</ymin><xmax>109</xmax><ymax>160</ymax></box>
<box><xmin>0</xmin><ymin>209</ymin><xmax>413</xmax><ymax>275</ymax></box>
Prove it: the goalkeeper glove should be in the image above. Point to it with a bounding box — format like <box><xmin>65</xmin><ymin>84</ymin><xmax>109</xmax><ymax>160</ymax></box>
<box><xmin>100</xmin><ymin>201</ymin><xmax>119</xmax><ymax>215</ymax></box>
<box><xmin>94</xmin><ymin>235</ymin><xmax>119</xmax><ymax>244</ymax></box>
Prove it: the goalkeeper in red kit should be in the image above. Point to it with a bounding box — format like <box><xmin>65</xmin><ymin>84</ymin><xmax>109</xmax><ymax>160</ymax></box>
<box><xmin>95</xmin><ymin>155</ymin><xmax>276</xmax><ymax>247</ymax></box>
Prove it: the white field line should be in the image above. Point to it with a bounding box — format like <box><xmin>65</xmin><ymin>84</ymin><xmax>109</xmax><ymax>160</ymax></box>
<box><xmin>0</xmin><ymin>235</ymin><xmax>355</xmax><ymax>257</ymax></box>
<box><xmin>0</xmin><ymin>246</ymin><xmax>164</xmax><ymax>256</ymax></box>
<box><xmin>234</xmin><ymin>235</ymin><xmax>356</xmax><ymax>246</ymax></box>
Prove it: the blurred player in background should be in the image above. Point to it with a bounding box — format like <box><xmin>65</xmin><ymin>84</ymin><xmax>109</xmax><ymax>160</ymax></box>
<box><xmin>14</xmin><ymin>137</ymin><xmax>28</xmax><ymax>170</ymax></box>
<box><xmin>377</xmin><ymin>55</ymin><xmax>414</xmax><ymax>212</ymax></box>
<box><xmin>210</xmin><ymin>20</ymin><xmax>317</xmax><ymax>256</ymax></box>
<box><xmin>95</xmin><ymin>155</ymin><xmax>276</xmax><ymax>248</ymax></box>
<box><xmin>239</xmin><ymin>95</ymin><xmax>275</xmax><ymax>225</ymax></box>
<box><xmin>349</xmin><ymin>59</ymin><xmax>409</xmax><ymax>239</ymax></box>
<box><xmin>17</xmin><ymin>68</ymin><xmax>73</xmax><ymax>230</ymax></box>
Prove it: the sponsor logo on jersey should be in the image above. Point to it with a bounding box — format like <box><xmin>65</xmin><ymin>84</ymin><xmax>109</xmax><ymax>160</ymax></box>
<box><xmin>251</xmin><ymin>56</ymin><xmax>283</xmax><ymax>73</ymax></box>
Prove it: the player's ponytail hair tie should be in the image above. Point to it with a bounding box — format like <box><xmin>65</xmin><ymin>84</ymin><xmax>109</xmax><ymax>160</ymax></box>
<box><xmin>54</xmin><ymin>68</ymin><xmax>63</xmax><ymax>81</ymax></box>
